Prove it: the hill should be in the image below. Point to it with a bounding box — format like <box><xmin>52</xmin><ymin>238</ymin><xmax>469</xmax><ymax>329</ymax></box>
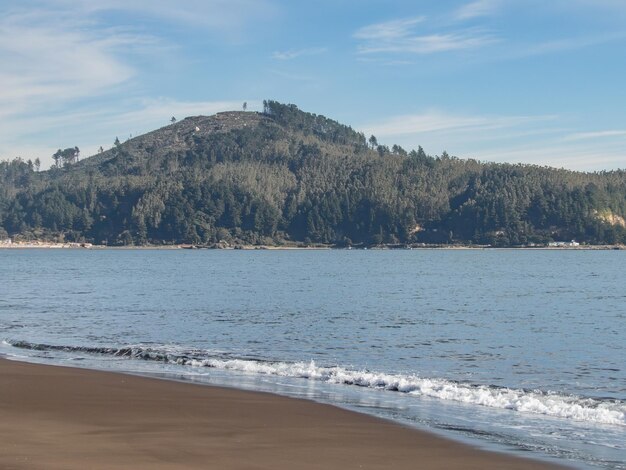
<box><xmin>1</xmin><ymin>100</ymin><xmax>626</xmax><ymax>247</ymax></box>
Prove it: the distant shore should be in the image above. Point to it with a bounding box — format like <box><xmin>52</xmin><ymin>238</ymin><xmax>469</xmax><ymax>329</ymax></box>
<box><xmin>0</xmin><ymin>358</ymin><xmax>570</xmax><ymax>469</ymax></box>
<box><xmin>1</xmin><ymin>240</ymin><xmax>624</xmax><ymax>250</ymax></box>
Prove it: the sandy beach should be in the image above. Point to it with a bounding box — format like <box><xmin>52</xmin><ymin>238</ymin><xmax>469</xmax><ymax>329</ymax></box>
<box><xmin>0</xmin><ymin>358</ymin><xmax>570</xmax><ymax>470</ymax></box>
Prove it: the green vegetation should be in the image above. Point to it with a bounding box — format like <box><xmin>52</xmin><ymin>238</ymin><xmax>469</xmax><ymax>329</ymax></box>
<box><xmin>1</xmin><ymin>101</ymin><xmax>626</xmax><ymax>246</ymax></box>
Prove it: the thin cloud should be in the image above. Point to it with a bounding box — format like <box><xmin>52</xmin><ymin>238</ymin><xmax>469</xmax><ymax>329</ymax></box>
<box><xmin>0</xmin><ymin>11</ymin><xmax>135</xmax><ymax>113</ymax></box>
<box><xmin>271</xmin><ymin>47</ymin><xmax>327</xmax><ymax>60</ymax></box>
<box><xmin>354</xmin><ymin>16</ymin><xmax>497</xmax><ymax>55</ymax></box>
<box><xmin>354</xmin><ymin>17</ymin><xmax>425</xmax><ymax>41</ymax></box>
<box><xmin>520</xmin><ymin>31</ymin><xmax>626</xmax><ymax>57</ymax></box>
<box><xmin>564</xmin><ymin>130</ymin><xmax>626</xmax><ymax>141</ymax></box>
<box><xmin>475</xmin><ymin>143</ymin><xmax>626</xmax><ymax>171</ymax></box>
<box><xmin>46</xmin><ymin>0</ymin><xmax>278</xmax><ymax>33</ymax></box>
<box><xmin>359</xmin><ymin>31</ymin><xmax>497</xmax><ymax>54</ymax></box>
<box><xmin>455</xmin><ymin>0</ymin><xmax>502</xmax><ymax>21</ymax></box>
<box><xmin>361</xmin><ymin>111</ymin><xmax>556</xmax><ymax>137</ymax></box>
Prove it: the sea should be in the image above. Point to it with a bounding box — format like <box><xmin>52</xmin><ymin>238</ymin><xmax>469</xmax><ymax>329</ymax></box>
<box><xmin>0</xmin><ymin>249</ymin><xmax>624</xmax><ymax>469</ymax></box>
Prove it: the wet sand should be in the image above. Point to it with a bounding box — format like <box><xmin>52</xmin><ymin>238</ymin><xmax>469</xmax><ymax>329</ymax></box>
<box><xmin>0</xmin><ymin>358</ymin><xmax>569</xmax><ymax>469</ymax></box>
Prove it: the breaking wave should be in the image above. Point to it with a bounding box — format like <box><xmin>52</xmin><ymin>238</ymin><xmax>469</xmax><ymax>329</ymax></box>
<box><xmin>5</xmin><ymin>339</ymin><xmax>625</xmax><ymax>427</ymax></box>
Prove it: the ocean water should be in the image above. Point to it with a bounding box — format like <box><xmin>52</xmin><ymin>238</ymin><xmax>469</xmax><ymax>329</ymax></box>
<box><xmin>0</xmin><ymin>249</ymin><xmax>624</xmax><ymax>469</ymax></box>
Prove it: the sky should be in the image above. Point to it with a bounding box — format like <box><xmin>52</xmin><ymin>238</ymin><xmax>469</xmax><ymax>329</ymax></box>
<box><xmin>1</xmin><ymin>0</ymin><xmax>626</xmax><ymax>171</ymax></box>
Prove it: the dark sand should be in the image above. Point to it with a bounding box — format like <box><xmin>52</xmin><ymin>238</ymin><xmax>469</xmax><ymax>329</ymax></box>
<box><xmin>0</xmin><ymin>359</ymin><xmax>570</xmax><ymax>469</ymax></box>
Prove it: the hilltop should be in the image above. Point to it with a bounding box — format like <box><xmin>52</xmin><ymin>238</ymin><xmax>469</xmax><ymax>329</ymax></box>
<box><xmin>1</xmin><ymin>101</ymin><xmax>626</xmax><ymax>247</ymax></box>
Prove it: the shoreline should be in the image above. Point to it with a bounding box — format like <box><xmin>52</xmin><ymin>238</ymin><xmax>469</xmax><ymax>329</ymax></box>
<box><xmin>1</xmin><ymin>241</ymin><xmax>624</xmax><ymax>250</ymax></box>
<box><xmin>0</xmin><ymin>357</ymin><xmax>571</xmax><ymax>469</ymax></box>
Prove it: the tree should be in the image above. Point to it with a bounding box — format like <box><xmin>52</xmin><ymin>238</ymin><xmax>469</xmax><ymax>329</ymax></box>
<box><xmin>243</xmin><ymin>102</ymin><xmax>248</xmax><ymax>112</ymax></box>
<box><xmin>417</xmin><ymin>145</ymin><xmax>427</xmax><ymax>160</ymax></box>
<box><xmin>392</xmin><ymin>144</ymin><xmax>407</xmax><ymax>156</ymax></box>
<box><xmin>114</xmin><ymin>137</ymin><xmax>121</xmax><ymax>147</ymax></box>
<box><xmin>98</xmin><ymin>146</ymin><xmax>104</xmax><ymax>154</ymax></box>
<box><xmin>58</xmin><ymin>147</ymin><xmax>78</xmax><ymax>167</ymax></box>
<box><xmin>2</xmin><ymin>100</ymin><xmax>626</xmax><ymax>248</ymax></box>
<box><xmin>171</xmin><ymin>116</ymin><xmax>177</xmax><ymax>124</ymax></box>
<box><xmin>34</xmin><ymin>158</ymin><xmax>40</xmax><ymax>172</ymax></box>
<box><xmin>52</xmin><ymin>149</ymin><xmax>62</xmax><ymax>168</ymax></box>
<box><xmin>368</xmin><ymin>135</ymin><xmax>378</xmax><ymax>149</ymax></box>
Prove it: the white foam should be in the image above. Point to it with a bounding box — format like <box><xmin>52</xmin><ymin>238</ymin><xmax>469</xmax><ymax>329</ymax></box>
<box><xmin>185</xmin><ymin>357</ymin><xmax>625</xmax><ymax>427</ymax></box>
<box><xmin>5</xmin><ymin>340</ymin><xmax>625</xmax><ymax>427</ymax></box>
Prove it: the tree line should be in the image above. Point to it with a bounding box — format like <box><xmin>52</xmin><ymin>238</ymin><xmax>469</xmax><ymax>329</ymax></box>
<box><xmin>1</xmin><ymin>100</ymin><xmax>625</xmax><ymax>246</ymax></box>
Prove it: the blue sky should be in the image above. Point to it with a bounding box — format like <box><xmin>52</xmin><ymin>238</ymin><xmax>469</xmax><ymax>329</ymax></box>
<box><xmin>1</xmin><ymin>0</ymin><xmax>625</xmax><ymax>170</ymax></box>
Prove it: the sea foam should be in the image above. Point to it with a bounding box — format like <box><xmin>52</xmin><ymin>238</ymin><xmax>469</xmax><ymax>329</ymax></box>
<box><xmin>5</xmin><ymin>340</ymin><xmax>625</xmax><ymax>427</ymax></box>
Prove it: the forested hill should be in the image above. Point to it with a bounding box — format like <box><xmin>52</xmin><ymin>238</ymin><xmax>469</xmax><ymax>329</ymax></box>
<box><xmin>1</xmin><ymin>101</ymin><xmax>626</xmax><ymax>247</ymax></box>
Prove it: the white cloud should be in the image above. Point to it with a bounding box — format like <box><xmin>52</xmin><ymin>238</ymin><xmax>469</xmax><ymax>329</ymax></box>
<box><xmin>361</xmin><ymin>111</ymin><xmax>556</xmax><ymax>137</ymax></box>
<box><xmin>564</xmin><ymin>130</ymin><xmax>626</xmax><ymax>141</ymax></box>
<box><xmin>272</xmin><ymin>47</ymin><xmax>327</xmax><ymax>60</ymax></box>
<box><xmin>42</xmin><ymin>0</ymin><xmax>277</xmax><ymax>33</ymax></box>
<box><xmin>517</xmin><ymin>32</ymin><xmax>626</xmax><ymax>57</ymax></box>
<box><xmin>455</xmin><ymin>0</ymin><xmax>502</xmax><ymax>21</ymax></box>
<box><xmin>359</xmin><ymin>32</ymin><xmax>496</xmax><ymax>55</ymax></box>
<box><xmin>354</xmin><ymin>16</ymin><xmax>496</xmax><ymax>55</ymax></box>
<box><xmin>475</xmin><ymin>143</ymin><xmax>626</xmax><ymax>171</ymax></box>
<box><xmin>354</xmin><ymin>17</ymin><xmax>425</xmax><ymax>41</ymax></box>
<box><xmin>0</xmin><ymin>4</ymin><xmax>185</xmax><ymax>139</ymax></box>
<box><xmin>354</xmin><ymin>3</ymin><xmax>625</xmax><ymax>61</ymax></box>
<box><xmin>0</xmin><ymin>11</ymin><xmax>135</xmax><ymax>114</ymax></box>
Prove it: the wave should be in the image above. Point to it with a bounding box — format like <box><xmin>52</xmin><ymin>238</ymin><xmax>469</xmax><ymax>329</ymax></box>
<box><xmin>4</xmin><ymin>339</ymin><xmax>625</xmax><ymax>427</ymax></box>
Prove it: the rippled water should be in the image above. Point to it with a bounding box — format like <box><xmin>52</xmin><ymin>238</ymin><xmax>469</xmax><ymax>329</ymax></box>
<box><xmin>0</xmin><ymin>249</ymin><xmax>624</xmax><ymax>469</ymax></box>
